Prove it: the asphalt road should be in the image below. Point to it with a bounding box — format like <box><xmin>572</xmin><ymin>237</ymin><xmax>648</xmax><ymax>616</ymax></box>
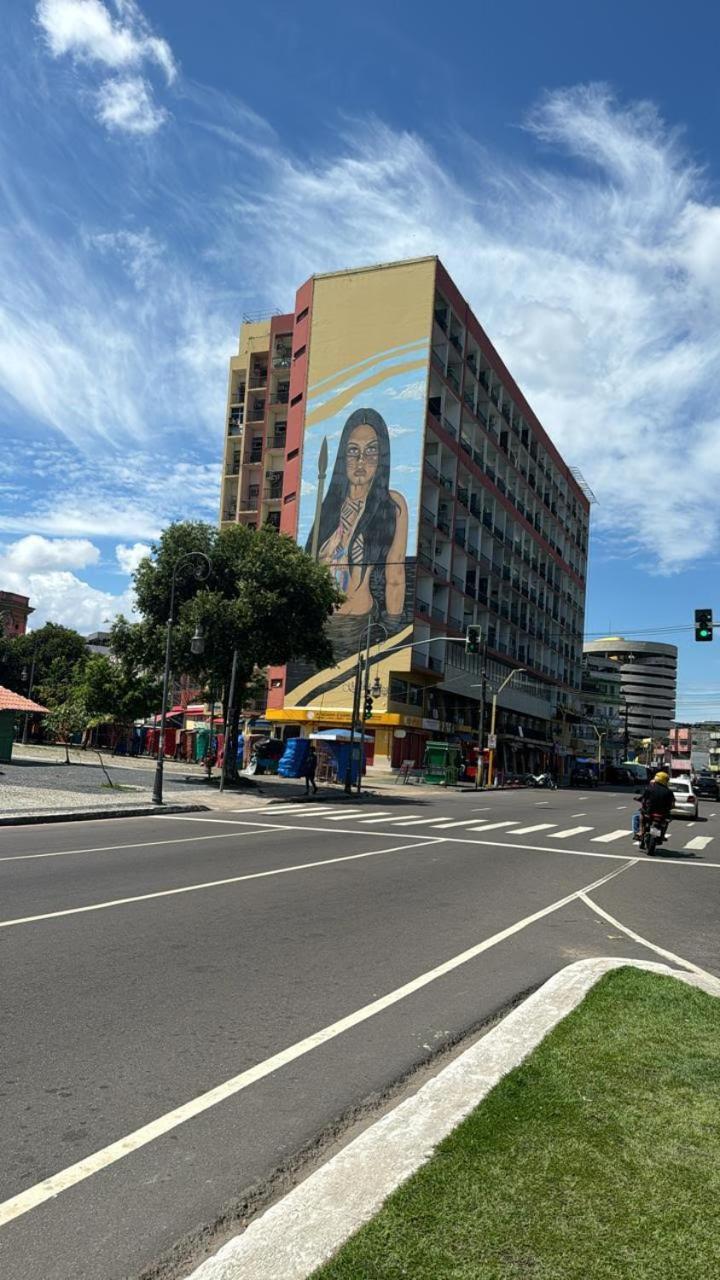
<box><xmin>1</xmin><ymin>785</ymin><xmax>719</xmax><ymax>1280</ymax></box>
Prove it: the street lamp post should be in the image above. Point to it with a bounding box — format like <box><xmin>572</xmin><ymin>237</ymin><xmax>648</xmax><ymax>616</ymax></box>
<box><xmin>486</xmin><ymin>667</ymin><xmax>526</xmax><ymax>788</ymax></box>
<box><xmin>355</xmin><ymin>621</ymin><xmax>388</xmax><ymax>795</ymax></box>
<box><xmin>151</xmin><ymin>552</ymin><xmax>210</xmax><ymax>806</ymax></box>
<box><xmin>21</xmin><ymin>649</ymin><xmax>37</xmax><ymax>744</ymax></box>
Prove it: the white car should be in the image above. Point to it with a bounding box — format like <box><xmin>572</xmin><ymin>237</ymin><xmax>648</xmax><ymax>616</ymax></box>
<box><xmin>670</xmin><ymin>778</ymin><xmax>699</xmax><ymax>818</ymax></box>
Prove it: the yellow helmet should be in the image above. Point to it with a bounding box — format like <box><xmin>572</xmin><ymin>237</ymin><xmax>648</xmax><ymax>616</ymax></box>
<box><xmin>654</xmin><ymin>771</ymin><xmax>669</xmax><ymax>785</ymax></box>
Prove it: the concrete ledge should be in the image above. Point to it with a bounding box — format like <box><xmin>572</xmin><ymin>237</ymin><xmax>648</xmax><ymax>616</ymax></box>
<box><xmin>185</xmin><ymin>957</ymin><xmax>720</xmax><ymax>1280</ymax></box>
<box><xmin>0</xmin><ymin>803</ymin><xmax>210</xmax><ymax>827</ymax></box>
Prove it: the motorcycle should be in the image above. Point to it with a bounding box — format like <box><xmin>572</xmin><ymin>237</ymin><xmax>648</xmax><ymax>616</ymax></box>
<box><xmin>529</xmin><ymin>773</ymin><xmax>557</xmax><ymax>789</ymax></box>
<box><xmin>640</xmin><ymin>811</ymin><xmax>669</xmax><ymax>856</ymax></box>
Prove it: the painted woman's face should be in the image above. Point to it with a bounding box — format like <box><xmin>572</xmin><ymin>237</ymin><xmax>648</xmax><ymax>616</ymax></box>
<box><xmin>345</xmin><ymin>423</ymin><xmax>379</xmax><ymax>492</ymax></box>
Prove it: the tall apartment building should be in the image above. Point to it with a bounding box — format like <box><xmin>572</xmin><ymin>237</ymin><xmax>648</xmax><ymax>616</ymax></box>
<box><xmin>583</xmin><ymin>637</ymin><xmax>677</xmax><ymax>744</ymax></box>
<box><xmin>220</xmin><ymin>257</ymin><xmax>592</xmax><ymax>773</ymax></box>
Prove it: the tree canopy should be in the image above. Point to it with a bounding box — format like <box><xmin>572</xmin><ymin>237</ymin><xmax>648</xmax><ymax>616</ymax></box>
<box><xmin>112</xmin><ymin>520</ymin><xmax>344</xmax><ymax>695</ymax></box>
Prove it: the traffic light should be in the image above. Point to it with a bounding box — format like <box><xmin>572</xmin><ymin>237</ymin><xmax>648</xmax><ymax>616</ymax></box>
<box><xmin>465</xmin><ymin>625</ymin><xmax>481</xmax><ymax>655</ymax></box>
<box><xmin>364</xmin><ymin>693</ymin><xmax>374</xmax><ymax>718</ymax></box>
<box><xmin>695</xmin><ymin>608</ymin><xmax>713</xmax><ymax>642</ymax></box>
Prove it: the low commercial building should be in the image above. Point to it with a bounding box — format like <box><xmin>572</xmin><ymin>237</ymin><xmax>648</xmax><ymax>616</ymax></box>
<box><xmin>220</xmin><ymin>257</ymin><xmax>593</xmax><ymax>774</ymax></box>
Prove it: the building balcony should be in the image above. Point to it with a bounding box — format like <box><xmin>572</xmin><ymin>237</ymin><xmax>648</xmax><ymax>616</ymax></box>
<box><xmin>264</xmin><ymin>487</ymin><xmax>283</xmax><ymax>501</ymax></box>
<box><xmin>431</xmin><ymin>606</ymin><xmax>446</xmax><ymax>621</ymax></box>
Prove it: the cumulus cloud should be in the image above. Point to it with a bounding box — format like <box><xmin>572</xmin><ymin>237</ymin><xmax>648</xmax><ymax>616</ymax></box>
<box><xmin>0</xmin><ymin>534</ymin><xmax>100</xmax><ymax>572</ymax></box>
<box><xmin>0</xmin><ymin>539</ymin><xmax>130</xmax><ymax>631</ymax></box>
<box><xmin>35</xmin><ymin>0</ymin><xmax>175</xmax><ymax>133</ymax></box>
<box><xmin>115</xmin><ymin>541</ymin><xmax>150</xmax><ymax>574</ymax></box>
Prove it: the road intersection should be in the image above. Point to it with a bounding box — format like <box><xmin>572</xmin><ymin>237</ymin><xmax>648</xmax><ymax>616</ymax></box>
<box><xmin>1</xmin><ymin>785</ymin><xmax>718</xmax><ymax>1279</ymax></box>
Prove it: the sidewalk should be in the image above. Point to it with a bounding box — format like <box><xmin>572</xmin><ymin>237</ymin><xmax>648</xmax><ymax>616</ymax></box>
<box><xmin>0</xmin><ymin>745</ymin><xmax>462</xmax><ymax>824</ymax></box>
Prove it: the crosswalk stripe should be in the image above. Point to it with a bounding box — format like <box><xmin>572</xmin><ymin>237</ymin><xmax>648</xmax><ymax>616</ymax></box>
<box><xmin>548</xmin><ymin>826</ymin><xmax>594</xmax><ymax>839</ymax></box>
<box><xmin>684</xmin><ymin>836</ymin><xmax>714</xmax><ymax>850</ymax></box>
<box><xmin>591</xmin><ymin>830</ymin><xmax>630</xmax><ymax>844</ymax></box>
<box><xmin>383</xmin><ymin>816</ymin><xmax>453</xmax><ymax>826</ymax></box>
<box><xmin>467</xmin><ymin>821</ymin><xmax>519</xmax><ymax>832</ymax></box>
<box><xmin>431</xmin><ymin>819</ymin><xmax>488</xmax><ymax>829</ymax></box>
<box><xmin>322</xmin><ymin>811</ymin><xmax>386</xmax><ymax>821</ymax></box>
<box><xmin>262</xmin><ymin>805</ymin><xmax>326</xmax><ymax>814</ymax></box>
<box><xmin>512</xmin><ymin>823</ymin><xmax>557</xmax><ymax>835</ymax></box>
<box><xmin>357</xmin><ymin>814</ymin><xmax>430</xmax><ymax>825</ymax></box>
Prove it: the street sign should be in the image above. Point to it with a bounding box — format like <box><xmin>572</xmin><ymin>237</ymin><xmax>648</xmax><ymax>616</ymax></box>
<box><xmin>488</xmin><ymin>733</ymin><xmax>497</xmax><ymax>749</ymax></box>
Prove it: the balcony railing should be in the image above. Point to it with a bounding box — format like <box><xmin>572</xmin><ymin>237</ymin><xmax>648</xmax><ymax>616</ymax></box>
<box><xmin>431</xmin><ymin>606</ymin><xmax>446</xmax><ymax>621</ymax></box>
<box><xmin>272</xmin><ymin>353</ymin><xmax>291</xmax><ymax>368</ymax></box>
<box><xmin>264</xmin><ymin>486</ymin><xmax>283</xmax><ymax>501</ymax></box>
<box><xmin>269</xmin><ymin>434</ymin><xmax>287</xmax><ymax>449</ymax></box>
<box><xmin>433</xmin><ymin>561</ymin><xmax>449</xmax><ymax>580</ymax></box>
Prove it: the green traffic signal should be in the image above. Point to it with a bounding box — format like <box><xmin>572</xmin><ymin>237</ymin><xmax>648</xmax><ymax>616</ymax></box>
<box><xmin>695</xmin><ymin>608</ymin><xmax>713</xmax><ymax>642</ymax></box>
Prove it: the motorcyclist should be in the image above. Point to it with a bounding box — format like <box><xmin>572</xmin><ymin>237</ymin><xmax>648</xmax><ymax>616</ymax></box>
<box><xmin>632</xmin><ymin>771</ymin><xmax>673</xmax><ymax>844</ymax></box>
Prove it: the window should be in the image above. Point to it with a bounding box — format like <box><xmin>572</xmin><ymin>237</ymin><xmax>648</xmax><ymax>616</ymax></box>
<box><xmin>290</xmin><ymin>393</ymin><xmax>303</xmax><ymax>407</ymax></box>
<box><xmin>407</xmin><ymin>684</ymin><xmax>424</xmax><ymax>708</ymax></box>
<box><xmin>287</xmin><ymin>447</ymin><xmax>299</xmax><ymax>460</ymax></box>
<box><xmin>389</xmin><ymin>677</ymin><xmax>408</xmax><ymax>702</ymax></box>
<box><xmin>296</xmin><ymin>306</ymin><xmax>309</xmax><ymax>323</ymax></box>
<box><xmin>293</xmin><ymin>344</ymin><xmax>306</xmax><ymax>359</ymax></box>
<box><xmin>283</xmin><ymin>492</ymin><xmax>296</xmax><ymax>504</ymax></box>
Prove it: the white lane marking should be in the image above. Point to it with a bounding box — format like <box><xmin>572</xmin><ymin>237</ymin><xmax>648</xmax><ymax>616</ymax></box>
<box><xmin>325</xmin><ymin>811</ymin><xmax>391</xmax><ymax>821</ymax></box>
<box><xmin>580</xmin><ymin>892</ymin><xmax>717</xmax><ymax>982</ymax></box>
<box><xmin>0</xmin><ymin>838</ymin><xmax>438</xmax><ymax>932</ymax></box>
<box><xmin>617</xmin><ymin>806</ymin><xmax>627</xmax><ymax>810</ymax></box>
<box><xmin>535</xmin><ymin>802</ymin><xmax>550</xmax><ymax>807</ymax></box>
<box><xmin>684</xmin><ymin>836</ymin><xmax>714</xmax><ymax>850</ymax></box>
<box><xmin>549</xmin><ymin>826</ymin><xmax>594</xmax><ymax>839</ymax></box>
<box><xmin>431</xmin><ymin>819</ymin><xmax>489</xmax><ymax>829</ymax></box>
<box><xmin>0</xmin><ymin>829</ymin><xmax>280</xmax><ymax>865</ymax></box>
<box><xmin>577</xmin><ymin>795</ymin><xmax>589</xmax><ymax>800</ymax></box>
<box><xmin>156</xmin><ymin>817</ymin><xmax>720</xmax><ymax>870</ymax></box>
<box><xmin>571</xmin><ymin>813</ymin><xmax>587</xmax><ymax>817</ymax></box>
<box><xmin>0</xmin><ymin>860</ymin><xmax>634</xmax><ymax>1230</ymax></box>
<box><xmin>467</xmin><ymin>821</ymin><xmax>519</xmax><ymax>832</ymax></box>
<box><xmin>471</xmin><ymin>807</ymin><xmax>491</xmax><ymax>811</ymax></box>
<box><xmin>512</xmin><ymin>823</ymin><xmax>557</xmax><ymax>835</ymax></box>
<box><xmin>591</xmin><ymin>830</ymin><xmax>630</xmax><ymax>844</ymax></box>
<box><xmin>379</xmin><ymin>816</ymin><xmax>453</xmax><ymax>827</ymax></box>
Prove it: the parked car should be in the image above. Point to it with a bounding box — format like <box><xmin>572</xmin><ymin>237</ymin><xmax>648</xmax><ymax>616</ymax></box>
<box><xmin>694</xmin><ymin>774</ymin><xmax>719</xmax><ymax>800</ymax></box>
<box><xmin>570</xmin><ymin>766</ymin><xmax>598</xmax><ymax>788</ymax></box>
<box><xmin>670</xmin><ymin>778</ymin><xmax>699</xmax><ymax>818</ymax></box>
<box><xmin>605</xmin><ymin>765</ymin><xmax>636</xmax><ymax>785</ymax></box>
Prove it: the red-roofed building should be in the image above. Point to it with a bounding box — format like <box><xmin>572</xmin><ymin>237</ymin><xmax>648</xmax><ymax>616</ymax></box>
<box><xmin>0</xmin><ymin>591</ymin><xmax>33</xmax><ymax>637</ymax></box>
<box><xmin>0</xmin><ymin>685</ymin><xmax>48</xmax><ymax>763</ymax></box>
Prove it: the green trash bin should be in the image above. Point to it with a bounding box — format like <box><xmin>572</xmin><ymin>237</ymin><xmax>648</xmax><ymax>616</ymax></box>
<box><xmin>0</xmin><ymin>710</ymin><xmax>15</xmax><ymax>764</ymax></box>
<box><xmin>422</xmin><ymin>741</ymin><xmax>461</xmax><ymax>786</ymax></box>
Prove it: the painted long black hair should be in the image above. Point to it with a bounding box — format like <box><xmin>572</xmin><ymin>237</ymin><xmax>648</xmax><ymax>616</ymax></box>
<box><xmin>307</xmin><ymin>407</ymin><xmax>400</xmax><ymax>594</ymax></box>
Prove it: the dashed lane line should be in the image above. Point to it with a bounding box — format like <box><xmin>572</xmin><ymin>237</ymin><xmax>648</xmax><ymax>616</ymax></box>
<box><xmin>0</xmin><ymin>838</ymin><xmax>438</xmax><ymax>932</ymax></box>
<box><xmin>0</xmin><ymin>860</ymin><xmax>634</xmax><ymax>1230</ymax></box>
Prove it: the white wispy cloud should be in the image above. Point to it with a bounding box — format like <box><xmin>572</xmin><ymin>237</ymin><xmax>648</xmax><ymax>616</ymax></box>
<box><xmin>35</xmin><ymin>0</ymin><xmax>175</xmax><ymax>133</ymax></box>
<box><xmin>4</xmin><ymin>40</ymin><xmax>720</xmax><ymax>574</ymax></box>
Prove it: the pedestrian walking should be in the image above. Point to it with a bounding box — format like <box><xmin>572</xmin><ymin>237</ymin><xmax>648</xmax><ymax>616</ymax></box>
<box><xmin>304</xmin><ymin>744</ymin><xmax>318</xmax><ymax>795</ymax></box>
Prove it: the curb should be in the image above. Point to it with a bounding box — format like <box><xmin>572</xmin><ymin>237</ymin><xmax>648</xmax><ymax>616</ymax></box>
<box><xmin>0</xmin><ymin>803</ymin><xmax>210</xmax><ymax>827</ymax></box>
<box><xmin>185</xmin><ymin>957</ymin><xmax>720</xmax><ymax>1280</ymax></box>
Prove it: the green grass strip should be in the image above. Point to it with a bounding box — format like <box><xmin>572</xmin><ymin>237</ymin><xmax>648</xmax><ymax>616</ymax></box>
<box><xmin>313</xmin><ymin>967</ymin><xmax>720</xmax><ymax>1280</ymax></box>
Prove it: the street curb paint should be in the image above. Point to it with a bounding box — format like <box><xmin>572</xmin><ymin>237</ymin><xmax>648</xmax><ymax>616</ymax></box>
<box><xmin>0</xmin><ymin>803</ymin><xmax>210</xmax><ymax>827</ymax></box>
<box><xmin>185</xmin><ymin>957</ymin><xmax>720</xmax><ymax>1280</ymax></box>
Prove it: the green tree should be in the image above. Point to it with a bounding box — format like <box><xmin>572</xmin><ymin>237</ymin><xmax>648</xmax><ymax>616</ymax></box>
<box><xmin>111</xmin><ymin>521</ymin><xmax>344</xmax><ymax>781</ymax></box>
<box><xmin>0</xmin><ymin>623</ymin><xmax>87</xmax><ymax>707</ymax></box>
<box><xmin>74</xmin><ymin>655</ymin><xmax>162</xmax><ymax>748</ymax></box>
<box><xmin>44</xmin><ymin>696</ymin><xmax>88</xmax><ymax>764</ymax></box>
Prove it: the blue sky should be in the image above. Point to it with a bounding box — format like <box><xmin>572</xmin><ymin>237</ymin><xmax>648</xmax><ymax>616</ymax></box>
<box><xmin>1</xmin><ymin>0</ymin><xmax>719</xmax><ymax>719</ymax></box>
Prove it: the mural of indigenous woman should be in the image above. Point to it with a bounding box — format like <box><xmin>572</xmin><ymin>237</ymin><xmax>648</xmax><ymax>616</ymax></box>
<box><xmin>306</xmin><ymin>407</ymin><xmax>409</xmax><ymax>662</ymax></box>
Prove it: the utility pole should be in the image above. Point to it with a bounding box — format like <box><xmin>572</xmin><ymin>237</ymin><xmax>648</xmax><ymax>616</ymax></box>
<box><xmin>475</xmin><ymin>641</ymin><xmax>487</xmax><ymax>790</ymax></box>
<box><xmin>219</xmin><ymin>648</ymin><xmax>239</xmax><ymax>793</ymax></box>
